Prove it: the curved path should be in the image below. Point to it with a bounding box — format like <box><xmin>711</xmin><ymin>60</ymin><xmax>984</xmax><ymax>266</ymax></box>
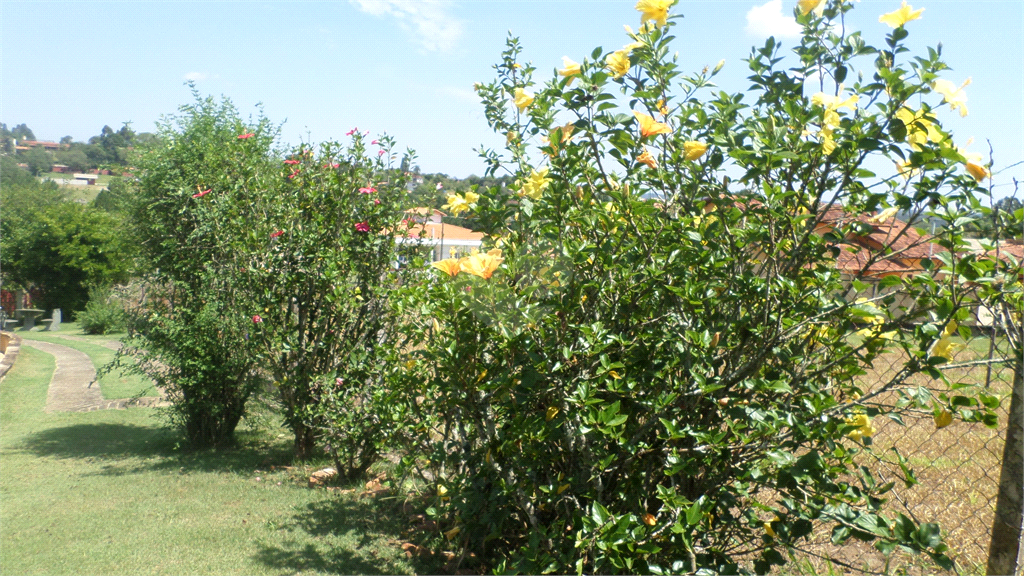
<box><xmin>20</xmin><ymin>339</ymin><xmax>165</xmax><ymax>413</ymax></box>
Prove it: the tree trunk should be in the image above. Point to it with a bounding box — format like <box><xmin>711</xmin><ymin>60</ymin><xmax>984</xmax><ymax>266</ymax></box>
<box><xmin>987</xmin><ymin>361</ymin><xmax>1023</xmax><ymax>576</ymax></box>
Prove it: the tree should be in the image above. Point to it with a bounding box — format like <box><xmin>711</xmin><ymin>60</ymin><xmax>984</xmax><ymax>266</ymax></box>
<box><xmin>0</xmin><ymin>201</ymin><xmax>132</xmax><ymax>314</ymax></box>
<box><xmin>11</xmin><ymin>123</ymin><xmax>35</xmax><ymax>141</ymax></box>
<box><xmin>55</xmin><ymin>148</ymin><xmax>90</xmax><ymax>172</ymax></box>
<box><xmin>22</xmin><ymin>146</ymin><xmax>52</xmax><ymax>175</ymax></box>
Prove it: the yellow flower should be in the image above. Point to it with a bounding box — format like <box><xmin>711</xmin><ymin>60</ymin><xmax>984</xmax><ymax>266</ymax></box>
<box><xmin>934</xmin><ymin>409</ymin><xmax>954</xmax><ymax>430</ymax></box>
<box><xmin>845</xmin><ymin>414</ymin><xmax>876</xmax><ymax>441</ymax></box>
<box><xmin>546</xmin><ymin>406</ymin><xmax>559</xmax><ymax>421</ymax></box>
<box><xmin>867</xmin><ymin>207</ymin><xmax>899</xmax><ymax>224</ymax></box>
<box><xmin>519</xmin><ymin>167</ymin><xmax>551</xmax><ymax>200</ymax></box>
<box><xmin>895</xmin><ymin>159</ymin><xmax>920</xmax><ymax>180</ymax></box>
<box><xmin>545</xmin><ymin>124</ymin><xmax>576</xmax><ymax>157</ymax></box>
<box><xmin>444</xmin><ymin>526</ymin><xmax>461</xmax><ymax>540</ymax></box>
<box><xmin>929</xmin><ymin>335</ymin><xmax>956</xmax><ymax>360</ymax></box>
<box><xmin>431</xmin><ymin>258</ymin><xmax>464</xmax><ymax>277</ymax></box>
<box><xmin>966</xmin><ymin>162</ymin><xmax>990</xmax><ymax>181</ymax></box>
<box><xmin>657</xmin><ymin>98</ymin><xmax>669</xmax><ymax>116</ymax></box>
<box><xmin>559</xmin><ymin>56</ymin><xmax>582</xmax><ymax>84</ymax></box>
<box><xmin>637</xmin><ymin>147</ymin><xmax>657</xmax><ymax>169</ymax></box>
<box><xmin>642</xmin><ymin>513</ymin><xmax>657</xmax><ymax>526</ymax></box>
<box><xmin>634</xmin><ymin>111</ymin><xmax>672</xmax><ymax>138</ymax></box>
<box><xmin>820</xmin><ymin>127</ymin><xmax>837</xmax><ymax>155</ymax></box>
<box><xmin>812</xmin><ymin>89</ymin><xmax>858</xmax><ymax>153</ymax></box>
<box><xmin>879</xmin><ymin>1</ymin><xmax>924</xmax><ymax>28</ymax></box>
<box><xmin>932</xmin><ymin>78</ymin><xmax>971</xmax><ymax>118</ymax></box>
<box><xmin>683</xmin><ymin>140</ymin><xmax>708</xmax><ymax>161</ymax></box>
<box><xmin>606</xmin><ymin>49</ymin><xmax>631</xmax><ymax>79</ymax></box>
<box><xmin>461</xmin><ymin>248</ymin><xmax>504</xmax><ymax>279</ymax></box>
<box><xmin>635</xmin><ymin>0</ymin><xmax>671</xmax><ymax>28</ymax></box>
<box><xmin>798</xmin><ymin>0</ymin><xmax>826</xmax><ymax>17</ymax></box>
<box><xmin>894</xmin><ymin>107</ymin><xmax>944</xmax><ymax>151</ymax></box>
<box><xmin>442</xmin><ymin>192</ymin><xmax>475</xmax><ymax>216</ymax></box>
<box><xmin>957</xmin><ymin>141</ymin><xmax>991</xmax><ymax>181</ymax></box>
<box><xmin>764</xmin><ymin>521</ymin><xmax>777</xmax><ymax>538</ymax></box>
<box><xmin>608</xmin><ymin>370</ymin><xmax>622</xmax><ymax>380</ymax></box>
<box><xmin>811</xmin><ymin>91</ymin><xmax>859</xmax><ymax>116</ymax></box>
<box><xmin>514</xmin><ymin>87</ymin><xmax>534</xmax><ymax>112</ymax></box>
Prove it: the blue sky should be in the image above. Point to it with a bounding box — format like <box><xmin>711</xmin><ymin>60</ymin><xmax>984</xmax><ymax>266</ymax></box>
<box><xmin>2</xmin><ymin>0</ymin><xmax>1022</xmax><ymax>196</ymax></box>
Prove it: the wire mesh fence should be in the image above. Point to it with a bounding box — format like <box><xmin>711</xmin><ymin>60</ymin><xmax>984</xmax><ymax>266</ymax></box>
<box><xmin>793</xmin><ymin>329</ymin><xmax>1017</xmax><ymax>575</ymax></box>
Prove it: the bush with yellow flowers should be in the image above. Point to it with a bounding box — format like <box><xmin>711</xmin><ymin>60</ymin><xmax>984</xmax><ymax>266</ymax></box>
<box><xmin>395</xmin><ymin>0</ymin><xmax>1017</xmax><ymax>573</ymax></box>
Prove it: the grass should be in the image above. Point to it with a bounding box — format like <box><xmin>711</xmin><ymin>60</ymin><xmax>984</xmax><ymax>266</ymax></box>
<box><xmin>1</xmin><ymin>334</ymin><xmax>427</xmax><ymax>575</ymax></box>
<box><xmin>18</xmin><ymin>324</ymin><xmax>156</xmax><ymax>399</ymax></box>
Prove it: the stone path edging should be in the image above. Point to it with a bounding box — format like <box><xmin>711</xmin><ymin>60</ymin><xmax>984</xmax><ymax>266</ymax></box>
<box><xmin>0</xmin><ymin>332</ymin><xmax>23</xmax><ymax>381</ymax></box>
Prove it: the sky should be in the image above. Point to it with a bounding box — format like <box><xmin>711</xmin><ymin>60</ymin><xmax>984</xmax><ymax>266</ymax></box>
<box><xmin>2</xmin><ymin>0</ymin><xmax>1022</xmax><ymax>197</ymax></box>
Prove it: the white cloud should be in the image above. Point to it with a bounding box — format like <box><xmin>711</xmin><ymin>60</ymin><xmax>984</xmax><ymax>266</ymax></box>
<box><xmin>745</xmin><ymin>0</ymin><xmax>801</xmax><ymax>39</ymax></box>
<box><xmin>183</xmin><ymin>72</ymin><xmax>210</xmax><ymax>82</ymax></box>
<box><xmin>349</xmin><ymin>0</ymin><xmax>463</xmax><ymax>52</ymax></box>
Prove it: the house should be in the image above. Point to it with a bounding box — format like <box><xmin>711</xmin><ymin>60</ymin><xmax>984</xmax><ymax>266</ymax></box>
<box><xmin>397</xmin><ymin>208</ymin><xmax>485</xmax><ymax>261</ymax></box>
<box><xmin>52</xmin><ymin>164</ymin><xmax>72</xmax><ymax>174</ymax></box>
<box><xmin>814</xmin><ymin>205</ymin><xmax>943</xmax><ymax>279</ymax></box>
<box><xmin>14</xmin><ymin>140</ymin><xmax>64</xmax><ymax>151</ymax></box>
<box><xmin>73</xmin><ymin>173</ymin><xmax>98</xmax><ymax>185</ymax></box>
<box><xmin>404</xmin><ymin>207</ymin><xmax>445</xmax><ymax>225</ymax></box>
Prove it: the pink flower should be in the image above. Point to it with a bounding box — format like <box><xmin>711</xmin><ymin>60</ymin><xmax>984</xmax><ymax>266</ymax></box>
<box><xmin>192</xmin><ymin>189</ymin><xmax>212</xmax><ymax>198</ymax></box>
<box><xmin>270</xmin><ymin>230</ymin><xmax>285</xmax><ymax>238</ymax></box>
<box><xmin>237</xmin><ymin>133</ymin><xmax>255</xmax><ymax>140</ymax></box>
<box><xmin>335</xmin><ymin>377</ymin><xmax>344</xmax><ymax>388</ymax></box>
<box><xmin>354</xmin><ymin>221</ymin><xmax>370</xmax><ymax>233</ymax></box>
<box><xmin>252</xmin><ymin>315</ymin><xmax>263</xmax><ymax>323</ymax></box>
<box><xmin>378</xmin><ymin>149</ymin><xmax>386</xmax><ymax>157</ymax></box>
<box><xmin>288</xmin><ymin>169</ymin><xmax>300</xmax><ymax>179</ymax></box>
<box><xmin>371</xmin><ymin>140</ymin><xmax>379</xmax><ymax>145</ymax></box>
<box><xmin>373</xmin><ymin>199</ymin><xmax>381</xmax><ymax>205</ymax></box>
<box><xmin>323</xmin><ymin>163</ymin><xmax>340</xmax><ymax>169</ymax></box>
<box><xmin>436</xmin><ymin>182</ymin><xmax>444</xmax><ymax>190</ymax></box>
<box><xmin>284</xmin><ymin>159</ymin><xmax>300</xmax><ymax>165</ymax></box>
<box><xmin>363</xmin><ymin>130</ymin><xmax>370</xmax><ymax>136</ymax></box>
<box><xmin>346</xmin><ymin>127</ymin><xmax>358</xmax><ymax>136</ymax></box>
<box><xmin>358</xmin><ymin>187</ymin><xmax>376</xmax><ymax>194</ymax></box>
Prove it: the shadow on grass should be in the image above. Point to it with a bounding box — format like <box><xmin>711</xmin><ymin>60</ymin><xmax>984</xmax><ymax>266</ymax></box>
<box><xmin>254</xmin><ymin>495</ymin><xmax>441</xmax><ymax>576</ymax></box>
<box><xmin>18</xmin><ymin>423</ymin><xmax>295</xmax><ymax>475</ymax></box>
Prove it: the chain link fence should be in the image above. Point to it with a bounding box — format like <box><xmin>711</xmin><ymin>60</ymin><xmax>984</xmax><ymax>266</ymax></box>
<box><xmin>794</xmin><ymin>326</ymin><xmax>1017</xmax><ymax>575</ymax></box>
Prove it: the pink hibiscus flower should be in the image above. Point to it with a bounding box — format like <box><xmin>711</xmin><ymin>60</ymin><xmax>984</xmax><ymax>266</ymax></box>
<box><xmin>252</xmin><ymin>315</ymin><xmax>263</xmax><ymax>323</ymax></box>
<box><xmin>284</xmin><ymin>159</ymin><xmax>300</xmax><ymax>165</ymax></box>
<box><xmin>358</xmin><ymin>187</ymin><xmax>376</xmax><ymax>194</ymax></box>
<box><xmin>270</xmin><ymin>230</ymin><xmax>285</xmax><ymax>239</ymax></box>
<box><xmin>354</xmin><ymin>221</ymin><xmax>371</xmax><ymax>233</ymax></box>
<box><xmin>193</xmin><ymin>189</ymin><xmax>212</xmax><ymax>198</ymax></box>
<box><xmin>237</xmin><ymin>133</ymin><xmax>255</xmax><ymax>140</ymax></box>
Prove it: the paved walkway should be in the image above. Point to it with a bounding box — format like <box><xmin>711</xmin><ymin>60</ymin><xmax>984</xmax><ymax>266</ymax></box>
<box><xmin>20</xmin><ymin>339</ymin><xmax>165</xmax><ymax>413</ymax></box>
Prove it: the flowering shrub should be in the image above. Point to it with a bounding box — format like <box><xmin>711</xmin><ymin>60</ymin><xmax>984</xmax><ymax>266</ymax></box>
<box><xmin>233</xmin><ymin>133</ymin><xmax>422</xmax><ymax>465</ymax></box>
<box><xmin>122</xmin><ymin>90</ymin><xmax>276</xmax><ymax>447</ymax></box>
<box><xmin>397</xmin><ymin>0</ymin><xmax>1014</xmax><ymax>573</ymax></box>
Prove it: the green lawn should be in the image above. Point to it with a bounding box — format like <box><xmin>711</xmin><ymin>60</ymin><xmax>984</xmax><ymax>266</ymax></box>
<box><xmin>1</xmin><ymin>335</ymin><xmax>424</xmax><ymax>575</ymax></box>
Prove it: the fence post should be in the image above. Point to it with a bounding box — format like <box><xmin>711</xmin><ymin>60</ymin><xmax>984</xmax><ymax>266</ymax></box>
<box><xmin>987</xmin><ymin>359</ymin><xmax>1023</xmax><ymax>576</ymax></box>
